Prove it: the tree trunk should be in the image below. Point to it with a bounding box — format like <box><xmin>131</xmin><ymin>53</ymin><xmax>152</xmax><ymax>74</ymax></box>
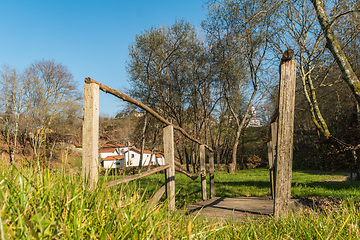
<box><xmin>311</xmin><ymin>0</ymin><xmax>360</xmax><ymax>105</ymax></box>
<box><xmin>240</xmin><ymin>129</ymin><xmax>245</xmax><ymax>169</ymax></box>
<box><xmin>228</xmin><ymin>90</ymin><xmax>257</xmax><ymax>174</ymax></box>
<box><xmin>301</xmin><ymin>74</ymin><xmax>331</xmax><ymax>138</ymax></box>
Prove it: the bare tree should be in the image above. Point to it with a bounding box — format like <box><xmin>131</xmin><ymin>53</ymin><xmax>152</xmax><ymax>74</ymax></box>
<box><xmin>203</xmin><ymin>0</ymin><xmax>275</xmax><ymax>173</ymax></box>
<box><xmin>0</xmin><ymin>65</ymin><xmax>28</xmax><ymax>163</ymax></box>
<box><xmin>24</xmin><ymin>59</ymin><xmax>80</xmax><ymax>157</ymax></box>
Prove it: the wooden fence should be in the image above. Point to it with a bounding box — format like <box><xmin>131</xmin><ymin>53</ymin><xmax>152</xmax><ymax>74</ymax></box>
<box><xmin>82</xmin><ymin>80</ymin><xmax>215</xmax><ymax>210</ymax></box>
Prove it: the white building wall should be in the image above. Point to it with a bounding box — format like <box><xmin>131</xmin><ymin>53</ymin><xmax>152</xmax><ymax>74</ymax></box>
<box><xmin>103</xmin><ymin>160</ymin><xmax>124</xmax><ymax>169</ymax></box>
<box><xmin>155</xmin><ymin>156</ymin><xmax>164</xmax><ymax>165</ymax></box>
<box><xmin>123</xmin><ymin>151</ymin><xmax>164</xmax><ymax>167</ymax></box>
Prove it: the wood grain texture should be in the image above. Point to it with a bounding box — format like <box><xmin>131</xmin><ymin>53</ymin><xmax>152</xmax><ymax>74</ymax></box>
<box><xmin>200</xmin><ymin>145</ymin><xmax>207</xmax><ymax>201</ymax></box>
<box><xmin>274</xmin><ymin>59</ymin><xmax>296</xmax><ymax>219</ymax></box>
<box><xmin>164</xmin><ymin>125</ymin><xmax>175</xmax><ymax>210</ymax></box>
<box><xmin>82</xmin><ymin>83</ymin><xmax>99</xmax><ymax>188</ymax></box>
<box><xmin>209</xmin><ymin>152</ymin><xmax>215</xmax><ymax>199</ymax></box>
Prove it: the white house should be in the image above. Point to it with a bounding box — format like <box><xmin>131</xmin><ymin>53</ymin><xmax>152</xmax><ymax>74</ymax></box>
<box><xmin>123</xmin><ymin>148</ymin><xmax>165</xmax><ymax>167</ymax></box>
<box><xmin>101</xmin><ymin>143</ymin><xmax>135</xmax><ymax>156</ymax></box>
<box><xmin>99</xmin><ymin>148</ymin><xmax>120</xmax><ymax>159</ymax></box>
<box><xmin>102</xmin><ymin>155</ymin><xmax>124</xmax><ymax>169</ymax></box>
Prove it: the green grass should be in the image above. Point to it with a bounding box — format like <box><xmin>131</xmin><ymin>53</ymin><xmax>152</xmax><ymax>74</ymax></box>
<box><xmin>128</xmin><ymin>168</ymin><xmax>360</xmax><ymax>208</ymax></box>
<box><xmin>1</xmin><ymin>163</ymin><xmax>360</xmax><ymax>239</ymax></box>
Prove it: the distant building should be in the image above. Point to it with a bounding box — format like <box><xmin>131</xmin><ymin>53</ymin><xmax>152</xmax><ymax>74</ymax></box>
<box><xmin>246</xmin><ymin>107</ymin><xmax>262</xmax><ymax>128</ymax></box>
<box><xmin>99</xmin><ymin>142</ymin><xmax>164</xmax><ymax>169</ymax></box>
<box><xmin>123</xmin><ymin>148</ymin><xmax>165</xmax><ymax>167</ymax></box>
<box><xmin>103</xmin><ymin>155</ymin><xmax>124</xmax><ymax>169</ymax></box>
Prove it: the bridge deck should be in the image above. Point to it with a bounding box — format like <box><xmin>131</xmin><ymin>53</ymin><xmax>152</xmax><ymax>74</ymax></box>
<box><xmin>184</xmin><ymin>197</ymin><xmax>301</xmax><ymax>221</ymax></box>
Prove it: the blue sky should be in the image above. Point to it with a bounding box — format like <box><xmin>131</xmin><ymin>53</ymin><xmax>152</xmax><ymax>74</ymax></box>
<box><xmin>0</xmin><ymin>0</ymin><xmax>207</xmax><ymax>116</ymax></box>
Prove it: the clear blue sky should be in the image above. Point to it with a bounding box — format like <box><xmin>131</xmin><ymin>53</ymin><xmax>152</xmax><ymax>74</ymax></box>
<box><xmin>0</xmin><ymin>0</ymin><xmax>207</xmax><ymax>116</ymax></box>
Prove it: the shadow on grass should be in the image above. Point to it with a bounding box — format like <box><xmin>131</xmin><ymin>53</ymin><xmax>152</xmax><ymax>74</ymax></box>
<box><xmin>305</xmin><ymin>181</ymin><xmax>360</xmax><ymax>190</ymax></box>
<box><xmin>294</xmin><ymin>169</ymin><xmax>349</xmax><ymax>176</ymax></box>
<box><xmin>215</xmin><ymin>180</ymin><xmax>270</xmax><ymax>188</ymax></box>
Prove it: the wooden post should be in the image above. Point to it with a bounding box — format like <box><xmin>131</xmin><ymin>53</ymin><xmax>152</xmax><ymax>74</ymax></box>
<box><xmin>209</xmin><ymin>152</ymin><xmax>215</xmax><ymax>199</ymax></box>
<box><xmin>274</xmin><ymin>59</ymin><xmax>296</xmax><ymax>219</ymax></box>
<box><xmin>267</xmin><ymin>122</ymin><xmax>277</xmax><ymax>200</ymax></box>
<box><xmin>200</xmin><ymin>144</ymin><xmax>207</xmax><ymax>201</ymax></box>
<box><xmin>163</xmin><ymin>125</ymin><xmax>175</xmax><ymax>210</ymax></box>
<box><xmin>82</xmin><ymin>83</ymin><xmax>99</xmax><ymax>188</ymax></box>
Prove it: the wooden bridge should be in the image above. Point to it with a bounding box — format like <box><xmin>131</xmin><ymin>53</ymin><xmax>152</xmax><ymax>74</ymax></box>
<box><xmin>82</xmin><ymin>52</ymin><xmax>297</xmax><ymax>219</ymax></box>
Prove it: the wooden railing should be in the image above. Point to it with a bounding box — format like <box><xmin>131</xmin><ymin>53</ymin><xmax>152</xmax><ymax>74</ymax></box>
<box><xmin>83</xmin><ymin>79</ymin><xmax>215</xmax><ymax>210</ymax></box>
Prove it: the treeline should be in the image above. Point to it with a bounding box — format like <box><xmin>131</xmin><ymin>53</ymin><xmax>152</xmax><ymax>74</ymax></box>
<box><xmin>0</xmin><ymin>60</ymin><xmax>82</xmax><ymax>163</ymax></box>
<box><xmin>126</xmin><ymin>0</ymin><xmax>360</xmax><ymax>172</ymax></box>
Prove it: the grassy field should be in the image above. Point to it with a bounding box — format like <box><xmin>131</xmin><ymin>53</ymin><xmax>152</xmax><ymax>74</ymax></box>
<box><xmin>1</xmin><ymin>163</ymin><xmax>360</xmax><ymax>239</ymax></box>
<box><xmin>116</xmin><ymin>168</ymin><xmax>359</xmax><ymax>208</ymax></box>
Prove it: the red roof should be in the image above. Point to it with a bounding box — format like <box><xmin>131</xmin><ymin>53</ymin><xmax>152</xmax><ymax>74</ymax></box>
<box><xmin>103</xmin><ymin>155</ymin><xmax>124</xmax><ymax>161</ymax></box>
<box><xmin>129</xmin><ymin>148</ymin><xmax>152</xmax><ymax>154</ymax></box>
<box><xmin>99</xmin><ymin>148</ymin><xmax>117</xmax><ymax>153</ymax></box>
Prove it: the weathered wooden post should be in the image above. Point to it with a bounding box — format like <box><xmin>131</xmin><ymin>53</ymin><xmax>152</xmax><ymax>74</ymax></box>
<box><xmin>200</xmin><ymin>144</ymin><xmax>207</xmax><ymax>201</ymax></box>
<box><xmin>209</xmin><ymin>152</ymin><xmax>215</xmax><ymax>199</ymax></box>
<box><xmin>82</xmin><ymin>83</ymin><xmax>99</xmax><ymax>188</ymax></box>
<box><xmin>163</xmin><ymin>125</ymin><xmax>175</xmax><ymax>210</ymax></box>
<box><xmin>267</xmin><ymin>122</ymin><xmax>277</xmax><ymax>199</ymax></box>
<box><xmin>274</xmin><ymin>56</ymin><xmax>297</xmax><ymax>219</ymax></box>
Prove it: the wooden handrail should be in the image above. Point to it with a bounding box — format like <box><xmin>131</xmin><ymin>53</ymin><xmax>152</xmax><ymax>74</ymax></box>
<box><xmin>107</xmin><ymin>164</ymin><xmax>170</xmax><ymax>187</ymax></box>
<box><xmin>175</xmin><ymin>165</ymin><xmax>203</xmax><ymax>180</ymax></box>
<box><xmin>85</xmin><ymin>77</ymin><xmax>213</xmax><ymax>152</ymax></box>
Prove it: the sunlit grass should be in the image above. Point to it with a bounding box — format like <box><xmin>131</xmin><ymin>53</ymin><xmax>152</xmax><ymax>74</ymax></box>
<box><xmin>1</xmin><ymin>163</ymin><xmax>360</xmax><ymax>239</ymax></box>
<box><xmin>131</xmin><ymin>167</ymin><xmax>359</xmax><ymax>208</ymax></box>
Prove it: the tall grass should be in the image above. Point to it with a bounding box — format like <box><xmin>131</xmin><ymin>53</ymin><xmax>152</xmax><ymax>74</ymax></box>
<box><xmin>1</xmin><ymin>163</ymin><xmax>360</xmax><ymax>239</ymax></box>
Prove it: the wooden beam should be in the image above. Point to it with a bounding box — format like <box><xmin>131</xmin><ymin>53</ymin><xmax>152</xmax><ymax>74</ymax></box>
<box><xmin>164</xmin><ymin>125</ymin><xmax>175</xmax><ymax>210</ymax></box>
<box><xmin>209</xmin><ymin>152</ymin><xmax>215</xmax><ymax>199</ymax></box>
<box><xmin>268</xmin><ymin>122</ymin><xmax>277</xmax><ymax>200</ymax></box>
<box><xmin>82</xmin><ymin>83</ymin><xmax>99</xmax><ymax>188</ymax></box>
<box><xmin>200</xmin><ymin>145</ymin><xmax>207</xmax><ymax>201</ymax></box>
<box><xmin>149</xmin><ymin>184</ymin><xmax>166</xmax><ymax>208</ymax></box>
<box><xmin>107</xmin><ymin>164</ymin><xmax>170</xmax><ymax>187</ymax></box>
<box><xmin>175</xmin><ymin>165</ymin><xmax>202</xmax><ymax>180</ymax></box>
<box><xmin>84</xmin><ymin>77</ymin><xmax>213</xmax><ymax>152</ymax></box>
<box><xmin>274</xmin><ymin>59</ymin><xmax>296</xmax><ymax>219</ymax></box>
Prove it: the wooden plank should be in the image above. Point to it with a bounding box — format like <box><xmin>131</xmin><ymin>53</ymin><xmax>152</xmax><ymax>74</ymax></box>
<box><xmin>274</xmin><ymin>59</ymin><xmax>296</xmax><ymax>219</ymax></box>
<box><xmin>149</xmin><ymin>184</ymin><xmax>166</xmax><ymax>208</ymax></box>
<box><xmin>82</xmin><ymin>83</ymin><xmax>99</xmax><ymax>188</ymax></box>
<box><xmin>107</xmin><ymin>165</ymin><xmax>170</xmax><ymax>187</ymax></box>
<box><xmin>267</xmin><ymin>141</ymin><xmax>275</xmax><ymax>200</ymax></box>
<box><xmin>164</xmin><ymin>125</ymin><xmax>175</xmax><ymax>210</ymax></box>
<box><xmin>200</xmin><ymin>145</ymin><xmax>207</xmax><ymax>201</ymax></box>
<box><xmin>175</xmin><ymin>165</ymin><xmax>201</xmax><ymax>180</ymax></box>
<box><xmin>271</xmin><ymin>122</ymin><xmax>278</xmax><ymax>198</ymax></box>
<box><xmin>268</xmin><ymin>122</ymin><xmax>278</xmax><ymax>200</ymax></box>
<box><xmin>209</xmin><ymin>152</ymin><xmax>215</xmax><ymax>199</ymax></box>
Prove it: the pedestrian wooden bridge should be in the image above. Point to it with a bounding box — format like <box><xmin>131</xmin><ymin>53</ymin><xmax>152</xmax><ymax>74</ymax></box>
<box><xmin>82</xmin><ymin>52</ymin><xmax>297</xmax><ymax>219</ymax></box>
